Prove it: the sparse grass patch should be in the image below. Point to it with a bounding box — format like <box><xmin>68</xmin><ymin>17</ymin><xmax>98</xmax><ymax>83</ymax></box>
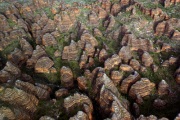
<box><xmin>7</xmin><ymin>19</ymin><xmax>17</xmax><ymax>28</ymax></box>
<box><xmin>0</xmin><ymin>40</ymin><xmax>20</xmax><ymax>60</ymax></box>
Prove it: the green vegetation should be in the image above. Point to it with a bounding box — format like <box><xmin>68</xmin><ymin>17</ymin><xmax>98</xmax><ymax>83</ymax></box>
<box><xmin>35</xmin><ymin>98</ymin><xmax>69</xmax><ymax>120</ymax></box>
<box><xmin>7</xmin><ymin>19</ymin><xmax>17</xmax><ymax>28</ymax></box>
<box><xmin>64</xmin><ymin>0</ymin><xmax>96</xmax><ymax>4</ymax></box>
<box><xmin>0</xmin><ymin>40</ymin><xmax>20</xmax><ymax>61</ymax></box>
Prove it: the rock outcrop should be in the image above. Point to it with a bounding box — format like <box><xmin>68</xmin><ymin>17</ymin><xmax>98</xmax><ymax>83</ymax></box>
<box><xmin>60</xmin><ymin>66</ymin><xmax>74</xmax><ymax>88</ymax></box>
<box><xmin>129</xmin><ymin>78</ymin><xmax>155</xmax><ymax>99</ymax></box>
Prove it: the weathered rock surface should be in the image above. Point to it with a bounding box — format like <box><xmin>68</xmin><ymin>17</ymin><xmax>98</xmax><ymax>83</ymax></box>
<box><xmin>62</xmin><ymin>40</ymin><xmax>79</xmax><ymax>61</ymax></box>
<box><xmin>0</xmin><ymin>61</ymin><xmax>21</xmax><ymax>83</ymax></box>
<box><xmin>99</xmin><ymin>49</ymin><xmax>108</xmax><ymax>62</ymax></box>
<box><xmin>111</xmin><ymin>71</ymin><xmax>123</xmax><ymax>85</ymax></box>
<box><xmin>35</xmin><ymin>57</ymin><xmax>54</xmax><ymax>73</ymax></box>
<box><xmin>120</xmin><ymin>71</ymin><xmax>140</xmax><ymax>94</ymax></box>
<box><xmin>120</xmin><ymin>64</ymin><xmax>134</xmax><ymax>72</ymax></box>
<box><xmin>42</xmin><ymin>33</ymin><xmax>57</xmax><ymax>47</ymax></box>
<box><xmin>69</xmin><ymin>111</ymin><xmax>88</xmax><ymax>120</ymax></box>
<box><xmin>158</xmin><ymin>80</ymin><xmax>169</xmax><ymax>96</ymax></box>
<box><xmin>27</xmin><ymin>45</ymin><xmax>47</xmax><ymax>68</ymax></box>
<box><xmin>60</xmin><ymin>66</ymin><xmax>74</xmax><ymax>88</ymax></box>
<box><xmin>55</xmin><ymin>88</ymin><xmax>68</xmax><ymax>98</ymax></box>
<box><xmin>77</xmin><ymin>76</ymin><xmax>88</xmax><ymax>91</ymax></box>
<box><xmin>15</xmin><ymin>80</ymin><xmax>51</xmax><ymax>100</ymax></box>
<box><xmin>119</xmin><ymin>46</ymin><xmax>132</xmax><ymax>63</ymax></box>
<box><xmin>129</xmin><ymin>78</ymin><xmax>155</xmax><ymax>99</ymax></box>
<box><xmin>130</xmin><ymin>59</ymin><xmax>141</xmax><ymax>71</ymax></box>
<box><xmin>121</xmin><ymin>34</ymin><xmax>154</xmax><ymax>51</ymax></box>
<box><xmin>141</xmin><ymin>52</ymin><xmax>153</xmax><ymax>67</ymax></box>
<box><xmin>0</xmin><ymin>86</ymin><xmax>38</xmax><ymax>113</ymax></box>
<box><xmin>104</xmin><ymin>54</ymin><xmax>121</xmax><ymax>70</ymax></box>
<box><xmin>64</xmin><ymin>93</ymin><xmax>93</xmax><ymax>120</ymax></box>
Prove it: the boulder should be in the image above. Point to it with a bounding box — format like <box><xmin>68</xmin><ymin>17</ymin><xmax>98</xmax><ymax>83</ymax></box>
<box><xmin>171</xmin><ymin>30</ymin><xmax>180</xmax><ymax>41</ymax></box>
<box><xmin>120</xmin><ymin>64</ymin><xmax>134</xmax><ymax>72</ymax></box>
<box><xmin>79</xmin><ymin>32</ymin><xmax>98</xmax><ymax>48</ymax></box>
<box><xmin>104</xmin><ymin>54</ymin><xmax>121</xmax><ymax>70</ymax></box>
<box><xmin>35</xmin><ymin>57</ymin><xmax>54</xmax><ymax>73</ymax></box>
<box><xmin>64</xmin><ymin>93</ymin><xmax>93</xmax><ymax>120</ymax></box>
<box><xmin>158</xmin><ymin>80</ymin><xmax>169</xmax><ymax>96</ymax></box>
<box><xmin>55</xmin><ymin>88</ymin><xmax>68</xmax><ymax>98</ymax></box>
<box><xmin>60</xmin><ymin>66</ymin><xmax>74</xmax><ymax>88</ymax></box>
<box><xmin>56</xmin><ymin>12</ymin><xmax>74</xmax><ymax>33</ymax></box>
<box><xmin>77</xmin><ymin>76</ymin><xmax>88</xmax><ymax>91</ymax></box>
<box><xmin>99</xmin><ymin>49</ymin><xmax>108</xmax><ymax>62</ymax></box>
<box><xmin>88</xmin><ymin>11</ymin><xmax>99</xmax><ymax>25</ymax></box>
<box><xmin>0</xmin><ymin>14</ymin><xmax>11</xmax><ymax>32</ymax></box>
<box><xmin>129</xmin><ymin>78</ymin><xmax>155</xmax><ymax>99</ymax></box>
<box><xmin>129</xmin><ymin>59</ymin><xmax>141</xmax><ymax>71</ymax></box>
<box><xmin>69</xmin><ymin>111</ymin><xmax>88</xmax><ymax>120</ymax></box>
<box><xmin>8</xmin><ymin>48</ymin><xmax>26</xmax><ymax>66</ymax></box>
<box><xmin>141</xmin><ymin>52</ymin><xmax>153</xmax><ymax>67</ymax></box>
<box><xmin>27</xmin><ymin>45</ymin><xmax>47</xmax><ymax>68</ymax></box>
<box><xmin>93</xmin><ymin>28</ymin><xmax>103</xmax><ymax>37</ymax></box>
<box><xmin>105</xmin><ymin>15</ymin><xmax>116</xmax><ymax>32</ymax></box>
<box><xmin>79</xmin><ymin>51</ymin><xmax>88</xmax><ymax>69</ymax></box>
<box><xmin>120</xmin><ymin>71</ymin><xmax>140</xmax><ymax>94</ymax></box>
<box><xmin>111</xmin><ymin>71</ymin><xmax>123</xmax><ymax>85</ymax></box>
<box><xmin>42</xmin><ymin>19</ymin><xmax>55</xmax><ymax>34</ymax></box>
<box><xmin>20</xmin><ymin>38</ymin><xmax>33</xmax><ymax>57</ymax></box>
<box><xmin>15</xmin><ymin>80</ymin><xmax>51</xmax><ymax>100</ymax></box>
<box><xmin>121</xmin><ymin>34</ymin><xmax>154</xmax><ymax>52</ymax></box>
<box><xmin>97</xmin><ymin>6</ymin><xmax>108</xmax><ymax>19</ymax></box>
<box><xmin>0</xmin><ymin>107</ymin><xmax>16</xmax><ymax>120</ymax></box>
<box><xmin>39</xmin><ymin>116</ymin><xmax>55</xmax><ymax>120</ymax></box>
<box><xmin>0</xmin><ymin>87</ymin><xmax>38</xmax><ymax>113</ymax></box>
<box><xmin>42</xmin><ymin>33</ymin><xmax>57</xmax><ymax>47</ymax></box>
<box><xmin>85</xmin><ymin>43</ymin><xmax>95</xmax><ymax>57</ymax></box>
<box><xmin>119</xmin><ymin>46</ymin><xmax>132</xmax><ymax>63</ymax></box>
<box><xmin>111</xmin><ymin>3</ymin><xmax>121</xmax><ymax>16</ymax></box>
<box><xmin>62</xmin><ymin>40</ymin><xmax>79</xmax><ymax>61</ymax></box>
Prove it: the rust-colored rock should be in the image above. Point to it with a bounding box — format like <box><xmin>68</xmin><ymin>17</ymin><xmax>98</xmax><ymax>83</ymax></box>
<box><xmin>88</xmin><ymin>11</ymin><xmax>99</xmax><ymax>25</ymax></box>
<box><xmin>8</xmin><ymin>48</ymin><xmax>26</xmax><ymax>66</ymax></box>
<box><xmin>77</xmin><ymin>76</ymin><xmax>88</xmax><ymax>91</ymax></box>
<box><xmin>0</xmin><ymin>86</ymin><xmax>38</xmax><ymax>113</ymax></box>
<box><xmin>62</xmin><ymin>40</ymin><xmax>79</xmax><ymax>61</ymax></box>
<box><xmin>42</xmin><ymin>33</ymin><xmax>57</xmax><ymax>47</ymax></box>
<box><xmin>99</xmin><ymin>49</ymin><xmax>108</xmax><ymax>62</ymax></box>
<box><xmin>130</xmin><ymin>59</ymin><xmax>141</xmax><ymax>71</ymax></box>
<box><xmin>27</xmin><ymin>45</ymin><xmax>47</xmax><ymax>68</ymax></box>
<box><xmin>35</xmin><ymin>57</ymin><xmax>54</xmax><ymax>73</ymax></box>
<box><xmin>85</xmin><ymin>43</ymin><xmax>95</xmax><ymax>57</ymax></box>
<box><xmin>111</xmin><ymin>3</ymin><xmax>121</xmax><ymax>16</ymax></box>
<box><xmin>79</xmin><ymin>51</ymin><xmax>88</xmax><ymax>69</ymax></box>
<box><xmin>55</xmin><ymin>88</ymin><xmax>68</xmax><ymax>98</ymax></box>
<box><xmin>79</xmin><ymin>32</ymin><xmax>98</xmax><ymax>48</ymax></box>
<box><xmin>20</xmin><ymin>38</ymin><xmax>33</xmax><ymax>57</ymax></box>
<box><xmin>120</xmin><ymin>64</ymin><xmax>134</xmax><ymax>72</ymax></box>
<box><xmin>104</xmin><ymin>54</ymin><xmax>121</xmax><ymax>70</ymax></box>
<box><xmin>0</xmin><ymin>61</ymin><xmax>21</xmax><ymax>82</ymax></box>
<box><xmin>0</xmin><ymin>107</ymin><xmax>16</xmax><ymax>120</ymax></box>
<box><xmin>141</xmin><ymin>52</ymin><xmax>153</xmax><ymax>67</ymax></box>
<box><xmin>129</xmin><ymin>78</ymin><xmax>155</xmax><ymax>99</ymax></box>
<box><xmin>64</xmin><ymin>93</ymin><xmax>93</xmax><ymax>120</ymax></box>
<box><xmin>119</xmin><ymin>46</ymin><xmax>132</xmax><ymax>63</ymax></box>
<box><xmin>15</xmin><ymin>80</ymin><xmax>50</xmax><ymax>100</ymax></box>
<box><xmin>120</xmin><ymin>71</ymin><xmax>140</xmax><ymax>94</ymax></box>
<box><xmin>111</xmin><ymin>71</ymin><xmax>123</xmax><ymax>85</ymax></box>
<box><xmin>60</xmin><ymin>66</ymin><xmax>74</xmax><ymax>88</ymax></box>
